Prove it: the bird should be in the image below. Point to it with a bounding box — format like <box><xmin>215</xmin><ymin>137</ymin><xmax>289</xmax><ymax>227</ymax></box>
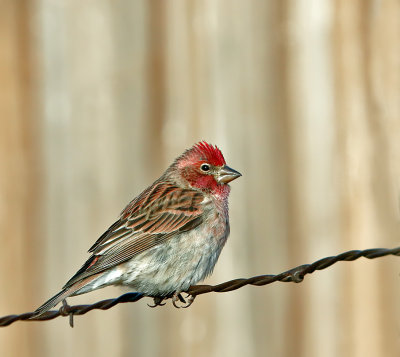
<box><xmin>32</xmin><ymin>141</ymin><xmax>241</xmax><ymax>317</ymax></box>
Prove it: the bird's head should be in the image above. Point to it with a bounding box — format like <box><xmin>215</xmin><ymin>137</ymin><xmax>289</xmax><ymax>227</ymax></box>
<box><xmin>171</xmin><ymin>141</ymin><xmax>241</xmax><ymax>196</ymax></box>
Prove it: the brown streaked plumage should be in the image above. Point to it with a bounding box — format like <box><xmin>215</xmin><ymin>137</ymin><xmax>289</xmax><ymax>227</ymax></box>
<box><xmin>32</xmin><ymin>141</ymin><xmax>241</xmax><ymax>317</ymax></box>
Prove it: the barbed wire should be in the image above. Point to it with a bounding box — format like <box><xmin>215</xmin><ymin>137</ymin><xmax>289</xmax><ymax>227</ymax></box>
<box><xmin>1</xmin><ymin>246</ymin><xmax>399</xmax><ymax>327</ymax></box>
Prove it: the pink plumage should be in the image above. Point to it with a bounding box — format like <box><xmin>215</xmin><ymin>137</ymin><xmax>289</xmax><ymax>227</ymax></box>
<box><xmin>32</xmin><ymin>141</ymin><xmax>241</xmax><ymax>316</ymax></box>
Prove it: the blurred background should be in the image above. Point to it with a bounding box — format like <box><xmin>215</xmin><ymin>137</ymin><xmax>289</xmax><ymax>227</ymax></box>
<box><xmin>1</xmin><ymin>0</ymin><xmax>400</xmax><ymax>356</ymax></box>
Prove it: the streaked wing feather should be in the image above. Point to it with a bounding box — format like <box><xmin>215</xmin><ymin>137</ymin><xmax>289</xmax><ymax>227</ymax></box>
<box><xmin>88</xmin><ymin>219</ymin><xmax>128</xmax><ymax>253</ymax></box>
<box><xmin>64</xmin><ymin>183</ymin><xmax>205</xmax><ymax>288</ymax></box>
<box><xmin>81</xmin><ymin>232</ymin><xmax>174</xmax><ymax>274</ymax></box>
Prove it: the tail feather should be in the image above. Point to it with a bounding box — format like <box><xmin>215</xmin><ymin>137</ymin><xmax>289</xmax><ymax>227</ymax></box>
<box><xmin>31</xmin><ymin>288</ymin><xmax>73</xmax><ymax>317</ymax></box>
<box><xmin>32</xmin><ymin>274</ymin><xmax>100</xmax><ymax>318</ymax></box>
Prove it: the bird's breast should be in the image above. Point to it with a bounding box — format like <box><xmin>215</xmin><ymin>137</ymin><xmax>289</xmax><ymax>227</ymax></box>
<box><xmin>116</xmin><ymin>204</ymin><xmax>230</xmax><ymax>296</ymax></box>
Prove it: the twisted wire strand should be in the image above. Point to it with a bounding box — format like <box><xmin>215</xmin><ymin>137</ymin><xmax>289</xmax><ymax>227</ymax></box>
<box><xmin>1</xmin><ymin>246</ymin><xmax>399</xmax><ymax>327</ymax></box>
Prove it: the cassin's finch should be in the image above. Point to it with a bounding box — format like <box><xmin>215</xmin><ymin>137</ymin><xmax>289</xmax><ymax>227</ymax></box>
<box><xmin>33</xmin><ymin>141</ymin><xmax>241</xmax><ymax>316</ymax></box>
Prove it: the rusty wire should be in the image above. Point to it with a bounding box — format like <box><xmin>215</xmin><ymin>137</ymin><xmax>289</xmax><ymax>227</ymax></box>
<box><xmin>1</xmin><ymin>246</ymin><xmax>399</xmax><ymax>327</ymax></box>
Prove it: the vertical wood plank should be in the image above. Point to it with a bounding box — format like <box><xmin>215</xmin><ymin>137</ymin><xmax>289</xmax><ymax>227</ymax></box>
<box><xmin>1</xmin><ymin>1</ymin><xmax>400</xmax><ymax>356</ymax></box>
<box><xmin>0</xmin><ymin>0</ymin><xmax>41</xmax><ymax>355</ymax></box>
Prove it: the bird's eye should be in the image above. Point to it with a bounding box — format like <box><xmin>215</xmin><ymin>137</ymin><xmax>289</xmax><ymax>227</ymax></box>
<box><xmin>200</xmin><ymin>163</ymin><xmax>210</xmax><ymax>172</ymax></box>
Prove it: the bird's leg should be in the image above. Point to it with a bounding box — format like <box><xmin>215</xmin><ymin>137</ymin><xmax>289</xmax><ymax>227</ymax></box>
<box><xmin>181</xmin><ymin>294</ymin><xmax>196</xmax><ymax>308</ymax></box>
<box><xmin>147</xmin><ymin>296</ymin><xmax>166</xmax><ymax>308</ymax></box>
<box><xmin>60</xmin><ymin>299</ymin><xmax>74</xmax><ymax>328</ymax></box>
<box><xmin>172</xmin><ymin>292</ymin><xmax>184</xmax><ymax>308</ymax></box>
<box><xmin>171</xmin><ymin>292</ymin><xmax>196</xmax><ymax>308</ymax></box>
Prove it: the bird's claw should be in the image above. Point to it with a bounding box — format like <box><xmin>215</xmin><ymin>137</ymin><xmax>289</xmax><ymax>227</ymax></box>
<box><xmin>147</xmin><ymin>297</ymin><xmax>166</xmax><ymax>308</ymax></box>
<box><xmin>172</xmin><ymin>293</ymin><xmax>196</xmax><ymax>309</ymax></box>
<box><xmin>147</xmin><ymin>293</ymin><xmax>196</xmax><ymax>309</ymax></box>
<box><xmin>181</xmin><ymin>294</ymin><xmax>196</xmax><ymax>308</ymax></box>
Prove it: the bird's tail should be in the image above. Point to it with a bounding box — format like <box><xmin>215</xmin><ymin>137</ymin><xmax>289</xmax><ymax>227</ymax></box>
<box><xmin>31</xmin><ymin>275</ymin><xmax>99</xmax><ymax>318</ymax></box>
<box><xmin>31</xmin><ymin>288</ymin><xmax>73</xmax><ymax>317</ymax></box>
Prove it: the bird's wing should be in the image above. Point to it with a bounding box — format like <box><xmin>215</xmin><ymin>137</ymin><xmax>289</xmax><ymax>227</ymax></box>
<box><xmin>63</xmin><ymin>182</ymin><xmax>205</xmax><ymax>288</ymax></box>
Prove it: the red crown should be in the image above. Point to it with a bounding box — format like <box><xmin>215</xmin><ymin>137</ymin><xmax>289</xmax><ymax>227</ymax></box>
<box><xmin>192</xmin><ymin>141</ymin><xmax>226</xmax><ymax>166</ymax></box>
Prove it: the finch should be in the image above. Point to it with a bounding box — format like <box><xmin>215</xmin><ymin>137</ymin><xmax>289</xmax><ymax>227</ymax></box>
<box><xmin>33</xmin><ymin>141</ymin><xmax>241</xmax><ymax>316</ymax></box>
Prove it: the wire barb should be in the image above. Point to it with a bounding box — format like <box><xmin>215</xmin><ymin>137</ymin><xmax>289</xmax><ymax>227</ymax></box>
<box><xmin>1</xmin><ymin>246</ymin><xmax>399</xmax><ymax>327</ymax></box>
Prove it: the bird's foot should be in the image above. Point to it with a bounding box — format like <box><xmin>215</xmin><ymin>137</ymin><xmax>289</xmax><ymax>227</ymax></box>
<box><xmin>147</xmin><ymin>296</ymin><xmax>166</xmax><ymax>308</ymax></box>
<box><xmin>59</xmin><ymin>299</ymin><xmax>75</xmax><ymax>328</ymax></box>
<box><xmin>172</xmin><ymin>292</ymin><xmax>196</xmax><ymax>309</ymax></box>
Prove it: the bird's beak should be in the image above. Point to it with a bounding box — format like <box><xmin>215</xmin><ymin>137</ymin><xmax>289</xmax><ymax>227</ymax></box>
<box><xmin>217</xmin><ymin>165</ymin><xmax>242</xmax><ymax>184</ymax></box>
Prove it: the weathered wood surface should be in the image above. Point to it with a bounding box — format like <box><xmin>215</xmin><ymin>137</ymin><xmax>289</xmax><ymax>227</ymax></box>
<box><xmin>0</xmin><ymin>1</ymin><xmax>399</xmax><ymax>356</ymax></box>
